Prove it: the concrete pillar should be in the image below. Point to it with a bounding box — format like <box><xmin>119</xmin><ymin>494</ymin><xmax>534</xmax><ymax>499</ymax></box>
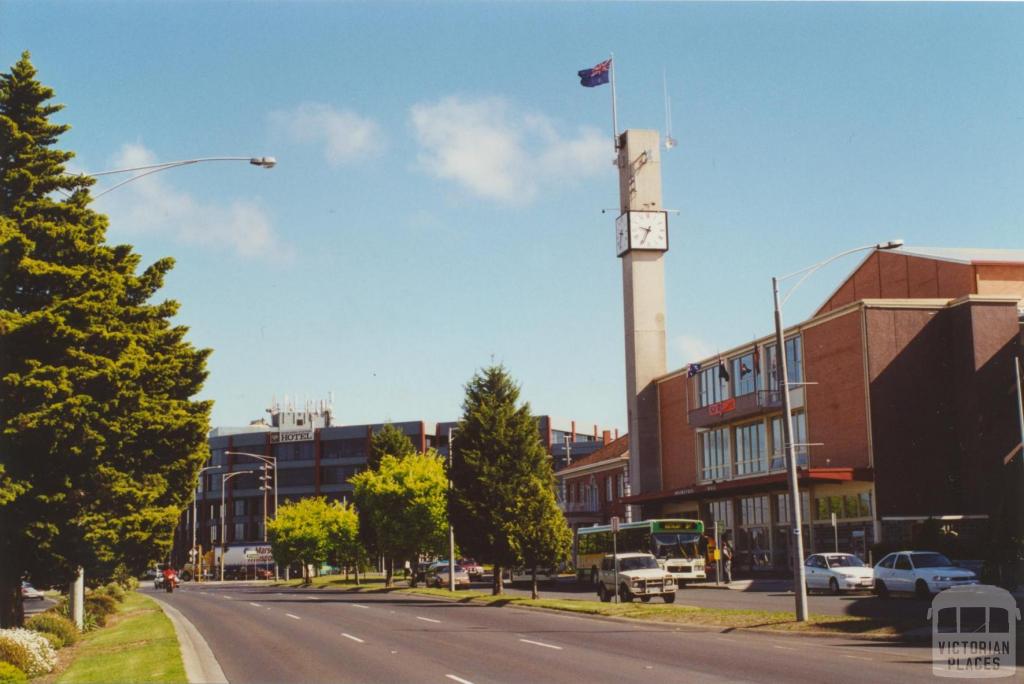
<box><xmin>70</xmin><ymin>567</ymin><xmax>84</xmax><ymax>630</ymax></box>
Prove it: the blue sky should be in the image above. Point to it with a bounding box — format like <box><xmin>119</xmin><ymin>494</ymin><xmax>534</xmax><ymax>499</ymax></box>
<box><xmin>4</xmin><ymin>2</ymin><xmax>1022</xmax><ymax>431</ymax></box>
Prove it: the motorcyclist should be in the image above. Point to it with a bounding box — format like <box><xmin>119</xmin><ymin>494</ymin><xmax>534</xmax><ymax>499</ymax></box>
<box><xmin>162</xmin><ymin>566</ymin><xmax>178</xmax><ymax>592</ymax></box>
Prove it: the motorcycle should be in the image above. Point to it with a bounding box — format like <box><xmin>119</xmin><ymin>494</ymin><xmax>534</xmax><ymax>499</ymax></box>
<box><xmin>162</xmin><ymin>571</ymin><xmax>178</xmax><ymax>593</ymax></box>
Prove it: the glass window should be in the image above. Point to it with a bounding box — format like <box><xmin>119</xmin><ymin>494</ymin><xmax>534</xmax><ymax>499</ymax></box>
<box><xmin>776</xmin><ymin>492</ymin><xmax>810</xmax><ymax>524</ymax></box>
<box><xmin>769</xmin><ymin>413</ymin><xmax>808</xmax><ymax>470</ymax></box>
<box><xmin>700</xmin><ymin>427</ymin><xmax>731</xmax><ymax>481</ymax></box>
<box><xmin>606</xmin><ymin>477</ymin><xmax>612</xmax><ymax>502</ymax></box>
<box><xmin>766</xmin><ymin>336</ymin><xmax>803</xmax><ymax>391</ymax></box>
<box><xmin>234</xmin><ymin>500</ymin><xmax>246</xmax><ymax>516</ymax></box>
<box><xmin>234</xmin><ymin>523</ymin><xmax>245</xmax><ymax>541</ymax></box>
<box><xmin>894</xmin><ymin>554</ymin><xmax>912</xmax><ymax>571</ymax></box>
<box><xmin>740</xmin><ymin>495</ymin><xmax>769</xmax><ymax>525</ymax></box>
<box><xmin>697</xmin><ymin>365</ymin><xmax>730</xmax><ymax>407</ymax></box>
<box><xmin>617</xmin><ymin>473</ymin><xmax>624</xmax><ymax>498</ymax></box>
<box><xmin>735</xmin><ymin>422</ymin><xmax>766</xmax><ymax>475</ymax></box>
<box><xmin>709</xmin><ymin>500</ymin><xmax>734</xmax><ymax>533</ymax></box>
<box><xmin>210</xmin><ymin>525</ymin><xmax>218</xmax><ymax>542</ymax></box>
<box><xmin>732</xmin><ymin>352</ymin><xmax>757</xmax><ymax>397</ymax></box>
<box><xmin>273</xmin><ymin>442</ymin><xmax>315</xmax><ymax>463</ymax></box>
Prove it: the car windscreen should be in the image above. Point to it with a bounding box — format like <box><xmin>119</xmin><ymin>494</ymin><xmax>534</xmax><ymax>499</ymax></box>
<box><xmin>825</xmin><ymin>555</ymin><xmax>865</xmax><ymax>568</ymax></box>
<box><xmin>652</xmin><ymin>533</ymin><xmax>702</xmax><ymax>559</ymax></box>
<box><xmin>910</xmin><ymin>553</ymin><xmax>953</xmax><ymax>568</ymax></box>
<box><xmin>619</xmin><ymin>556</ymin><xmax>660</xmax><ymax>571</ymax></box>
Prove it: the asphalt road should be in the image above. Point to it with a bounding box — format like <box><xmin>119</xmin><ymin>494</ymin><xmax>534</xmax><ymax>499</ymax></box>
<box><xmin>25</xmin><ymin>596</ymin><xmax>56</xmax><ymax>615</ymax></box>
<box><xmin>149</xmin><ymin>582</ymin><xmax>942</xmax><ymax>684</ymax></box>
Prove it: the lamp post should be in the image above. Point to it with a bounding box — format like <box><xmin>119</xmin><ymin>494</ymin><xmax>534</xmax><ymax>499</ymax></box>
<box><xmin>220</xmin><ymin>470</ymin><xmax>254</xmax><ymax>582</ymax></box>
<box><xmin>81</xmin><ymin>156</ymin><xmax>276</xmax><ymax>199</ymax></box>
<box><xmin>447</xmin><ymin>428</ymin><xmax>456</xmax><ymax>592</ymax></box>
<box><xmin>773</xmin><ymin>239</ymin><xmax>903</xmax><ymax>621</ymax></box>
<box><xmin>192</xmin><ymin>465</ymin><xmax>221</xmax><ymax>582</ymax></box>
<box><xmin>226</xmin><ymin>451</ymin><xmax>279</xmax><ymax>580</ymax></box>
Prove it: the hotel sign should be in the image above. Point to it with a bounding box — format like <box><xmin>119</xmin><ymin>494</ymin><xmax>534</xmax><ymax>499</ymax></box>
<box><xmin>271</xmin><ymin>430</ymin><xmax>314</xmax><ymax>444</ymax></box>
<box><xmin>707</xmin><ymin>398</ymin><xmax>736</xmax><ymax>417</ymax></box>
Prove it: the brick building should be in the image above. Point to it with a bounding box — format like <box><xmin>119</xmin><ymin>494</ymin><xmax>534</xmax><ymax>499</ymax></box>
<box><xmin>624</xmin><ymin>246</ymin><xmax>1024</xmax><ymax>573</ymax></box>
<box><xmin>555</xmin><ymin>433</ymin><xmax>630</xmax><ymax>533</ymax></box>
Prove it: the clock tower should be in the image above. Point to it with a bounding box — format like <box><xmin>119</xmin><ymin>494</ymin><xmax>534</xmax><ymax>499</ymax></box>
<box><xmin>616</xmin><ymin>129</ymin><xmax>668</xmax><ymax>515</ymax></box>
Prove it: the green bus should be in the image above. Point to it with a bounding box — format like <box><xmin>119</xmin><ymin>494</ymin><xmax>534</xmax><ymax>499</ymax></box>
<box><xmin>576</xmin><ymin>519</ymin><xmax>706</xmax><ymax>585</ymax></box>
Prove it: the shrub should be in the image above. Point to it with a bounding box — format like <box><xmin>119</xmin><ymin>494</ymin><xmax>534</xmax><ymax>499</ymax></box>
<box><xmin>25</xmin><ymin>613</ymin><xmax>78</xmax><ymax>646</ymax></box>
<box><xmin>0</xmin><ymin>661</ymin><xmax>27</xmax><ymax>684</ymax></box>
<box><xmin>0</xmin><ymin>639</ymin><xmax>30</xmax><ymax>675</ymax></box>
<box><xmin>85</xmin><ymin>592</ymin><xmax>118</xmax><ymax>616</ymax></box>
<box><xmin>99</xmin><ymin>582</ymin><xmax>126</xmax><ymax>603</ymax></box>
<box><xmin>38</xmin><ymin>632</ymin><xmax>62</xmax><ymax>649</ymax></box>
<box><xmin>0</xmin><ymin>629</ymin><xmax>56</xmax><ymax>677</ymax></box>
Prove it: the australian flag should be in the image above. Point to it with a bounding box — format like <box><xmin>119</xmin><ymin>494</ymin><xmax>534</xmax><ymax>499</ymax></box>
<box><xmin>687</xmin><ymin>363</ymin><xmax>702</xmax><ymax>378</ymax></box>
<box><xmin>578</xmin><ymin>59</ymin><xmax>611</xmax><ymax>87</ymax></box>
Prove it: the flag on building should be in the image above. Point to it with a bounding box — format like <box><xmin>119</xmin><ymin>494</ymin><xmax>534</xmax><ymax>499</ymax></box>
<box><xmin>578</xmin><ymin>59</ymin><xmax>612</xmax><ymax>87</ymax></box>
<box><xmin>753</xmin><ymin>347</ymin><xmax>761</xmax><ymax>374</ymax></box>
<box><xmin>687</xmin><ymin>363</ymin><xmax>701</xmax><ymax>377</ymax></box>
<box><xmin>740</xmin><ymin>361</ymin><xmax>752</xmax><ymax>377</ymax></box>
<box><xmin>719</xmin><ymin>360</ymin><xmax>731</xmax><ymax>383</ymax></box>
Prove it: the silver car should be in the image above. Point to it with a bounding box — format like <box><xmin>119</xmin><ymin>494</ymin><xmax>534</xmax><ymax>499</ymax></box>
<box><xmin>804</xmin><ymin>553</ymin><xmax>874</xmax><ymax>594</ymax></box>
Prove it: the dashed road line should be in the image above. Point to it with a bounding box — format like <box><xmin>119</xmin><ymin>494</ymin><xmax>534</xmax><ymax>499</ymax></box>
<box><xmin>351</xmin><ymin>604</ymin><xmax>369</xmax><ymax>609</ymax></box>
<box><xmin>446</xmin><ymin>675</ymin><xmax>475</xmax><ymax>684</ymax></box>
<box><xmin>772</xmin><ymin>644</ymin><xmax>796</xmax><ymax>651</ymax></box>
<box><xmin>843</xmin><ymin>655</ymin><xmax>871</xmax><ymax>661</ymax></box>
<box><xmin>305</xmin><ymin>595</ymin><xmax>319</xmax><ymax>600</ymax></box>
<box><xmin>518</xmin><ymin>638</ymin><xmax>562</xmax><ymax>650</ymax></box>
<box><xmin>341</xmin><ymin>633</ymin><xmax>365</xmax><ymax>643</ymax></box>
<box><xmin>417</xmin><ymin>616</ymin><xmax>441</xmax><ymax>624</ymax></box>
<box><xmin>286</xmin><ymin>613</ymin><xmax>301</xmax><ymax>620</ymax></box>
<box><xmin>249</xmin><ymin>602</ymin><xmax>261</xmax><ymax>607</ymax></box>
<box><xmin>223</xmin><ymin>595</ymin><xmax>232</xmax><ymax>600</ymax></box>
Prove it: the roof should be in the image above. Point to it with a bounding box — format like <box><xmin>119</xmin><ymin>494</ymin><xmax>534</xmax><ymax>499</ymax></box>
<box><xmin>887</xmin><ymin>246</ymin><xmax>1024</xmax><ymax>265</ymax></box>
<box><xmin>555</xmin><ymin>434</ymin><xmax>629</xmax><ymax>476</ymax></box>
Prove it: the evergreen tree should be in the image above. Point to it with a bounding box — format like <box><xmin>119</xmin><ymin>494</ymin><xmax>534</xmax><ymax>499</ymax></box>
<box><xmin>368</xmin><ymin>423</ymin><xmax>416</xmax><ymax>470</ymax></box>
<box><xmin>450</xmin><ymin>365</ymin><xmax>555</xmax><ymax>595</ymax></box>
<box><xmin>511</xmin><ymin>476</ymin><xmax>572</xmax><ymax>600</ymax></box>
<box><xmin>0</xmin><ymin>52</ymin><xmax>211</xmax><ymax>626</ymax></box>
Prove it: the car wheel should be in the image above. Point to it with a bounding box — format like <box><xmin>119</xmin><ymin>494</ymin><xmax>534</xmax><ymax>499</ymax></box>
<box><xmin>620</xmin><ymin>585</ymin><xmax>634</xmax><ymax>603</ymax></box>
<box><xmin>874</xmin><ymin>580</ymin><xmax>889</xmax><ymax>599</ymax></box>
<box><xmin>915</xmin><ymin>580</ymin><xmax>931</xmax><ymax>600</ymax></box>
<box><xmin>663</xmin><ymin>593</ymin><xmax>676</xmax><ymax>604</ymax></box>
<box><xmin>598</xmin><ymin>584</ymin><xmax>610</xmax><ymax>602</ymax></box>
<box><xmin>829</xmin><ymin>578</ymin><xmax>841</xmax><ymax>595</ymax></box>
<box><xmin>640</xmin><ymin>595</ymin><xmax>651</xmax><ymax>603</ymax></box>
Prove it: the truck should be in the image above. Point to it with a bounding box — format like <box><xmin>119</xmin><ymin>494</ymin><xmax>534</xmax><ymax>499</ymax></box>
<box><xmin>596</xmin><ymin>553</ymin><xmax>676</xmax><ymax>603</ymax></box>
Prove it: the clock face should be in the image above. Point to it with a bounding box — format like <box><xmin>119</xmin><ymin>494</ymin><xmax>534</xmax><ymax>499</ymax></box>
<box><xmin>615</xmin><ymin>213</ymin><xmax>629</xmax><ymax>256</ymax></box>
<box><xmin>628</xmin><ymin>211</ymin><xmax>668</xmax><ymax>252</ymax></box>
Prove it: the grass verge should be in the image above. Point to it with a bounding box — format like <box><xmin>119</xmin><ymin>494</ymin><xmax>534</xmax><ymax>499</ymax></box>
<box><xmin>399</xmin><ymin>587</ymin><xmax>921</xmax><ymax>638</ymax></box>
<box><xmin>54</xmin><ymin>592</ymin><xmax>185</xmax><ymax>684</ymax></box>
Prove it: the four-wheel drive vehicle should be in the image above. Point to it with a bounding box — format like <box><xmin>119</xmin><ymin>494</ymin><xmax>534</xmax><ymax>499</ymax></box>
<box><xmin>596</xmin><ymin>553</ymin><xmax>676</xmax><ymax>603</ymax></box>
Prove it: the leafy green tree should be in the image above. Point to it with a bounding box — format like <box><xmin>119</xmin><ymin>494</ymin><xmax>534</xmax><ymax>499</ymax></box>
<box><xmin>268</xmin><ymin>497</ymin><xmax>341</xmax><ymax>581</ymax></box>
<box><xmin>323</xmin><ymin>499</ymin><xmax>365</xmax><ymax>584</ymax></box>
<box><xmin>0</xmin><ymin>52</ymin><xmax>211</xmax><ymax>626</ymax></box>
<box><xmin>450</xmin><ymin>365</ymin><xmax>555</xmax><ymax>595</ymax></box>
<box><xmin>351</xmin><ymin>451</ymin><xmax>448</xmax><ymax>587</ymax></box>
<box><xmin>511</xmin><ymin>476</ymin><xmax>572</xmax><ymax>599</ymax></box>
<box><xmin>368</xmin><ymin>423</ymin><xmax>416</xmax><ymax>470</ymax></box>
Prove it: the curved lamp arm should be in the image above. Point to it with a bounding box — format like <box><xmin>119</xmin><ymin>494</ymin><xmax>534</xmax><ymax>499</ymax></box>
<box><xmin>778</xmin><ymin>239</ymin><xmax>903</xmax><ymax>308</ymax></box>
<box><xmin>83</xmin><ymin>156</ymin><xmax>276</xmax><ymax>200</ymax></box>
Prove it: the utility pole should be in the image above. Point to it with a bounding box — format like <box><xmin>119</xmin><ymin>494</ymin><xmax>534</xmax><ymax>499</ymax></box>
<box><xmin>448</xmin><ymin>427</ymin><xmax>456</xmax><ymax>592</ymax></box>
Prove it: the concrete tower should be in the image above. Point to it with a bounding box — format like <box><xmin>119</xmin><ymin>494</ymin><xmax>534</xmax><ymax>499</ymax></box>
<box><xmin>615</xmin><ymin>129</ymin><xmax>669</xmax><ymax>510</ymax></box>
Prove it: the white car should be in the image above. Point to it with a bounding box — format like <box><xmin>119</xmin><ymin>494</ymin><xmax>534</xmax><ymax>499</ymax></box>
<box><xmin>431</xmin><ymin>564</ymin><xmax>470</xmax><ymax>589</ymax></box>
<box><xmin>804</xmin><ymin>553</ymin><xmax>874</xmax><ymax>594</ymax></box>
<box><xmin>21</xmin><ymin>582</ymin><xmax>44</xmax><ymax>601</ymax></box>
<box><xmin>873</xmin><ymin>551</ymin><xmax>978</xmax><ymax>599</ymax></box>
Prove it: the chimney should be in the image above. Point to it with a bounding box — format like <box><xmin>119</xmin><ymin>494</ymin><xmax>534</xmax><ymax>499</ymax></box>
<box><xmin>615</xmin><ymin>428</ymin><xmax>619</xmax><ymax>439</ymax></box>
<box><xmin>602</xmin><ymin>430</ymin><xmax>612</xmax><ymax>446</ymax></box>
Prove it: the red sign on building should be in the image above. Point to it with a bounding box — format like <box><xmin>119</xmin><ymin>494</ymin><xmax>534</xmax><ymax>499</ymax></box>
<box><xmin>707</xmin><ymin>398</ymin><xmax>736</xmax><ymax>417</ymax></box>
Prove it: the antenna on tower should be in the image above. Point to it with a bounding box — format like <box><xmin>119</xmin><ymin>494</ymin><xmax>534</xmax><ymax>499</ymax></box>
<box><xmin>663</xmin><ymin>68</ymin><xmax>677</xmax><ymax>150</ymax></box>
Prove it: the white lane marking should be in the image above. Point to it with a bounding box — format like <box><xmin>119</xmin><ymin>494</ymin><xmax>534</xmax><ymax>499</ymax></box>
<box><xmin>771</xmin><ymin>644</ymin><xmax>796</xmax><ymax>651</ymax></box>
<box><xmin>223</xmin><ymin>595</ymin><xmax>232</xmax><ymax>600</ymax></box>
<box><xmin>417</xmin><ymin>616</ymin><xmax>441</xmax><ymax>623</ymax></box>
<box><xmin>518</xmin><ymin>638</ymin><xmax>562</xmax><ymax>650</ymax></box>
<box><xmin>446</xmin><ymin>676</ymin><xmax>475</xmax><ymax>684</ymax></box>
<box><xmin>341</xmin><ymin>633</ymin><xmax>365</xmax><ymax>643</ymax></box>
<box><xmin>249</xmin><ymin>602</ymin><xmax>262</xmax><ymax>607</ymax></box>
<box><xmin>286</xmin><ymin>613</ymin><xmax>301</xmax><ymax>620</ymax></box>
<box><xmin>843</xmin><ymin>655</ymin><xmax>871</xmax><ymax>660</ymax></box>
<box><xmin>351</xmin><ymin>604</ymin><xmax>369</xmax><ymax>609</ymax></box>
<box><xmin>305</xmin><ymin>596</ymin><xmax>319</xmax><ymax>600</ymax></box>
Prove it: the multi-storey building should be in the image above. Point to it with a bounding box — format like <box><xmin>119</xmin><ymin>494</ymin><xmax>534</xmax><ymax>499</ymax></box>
<box><xmin>555</xmin><ymin>433</ymin><xmax>630</xmax><ymax>533</ymax></box>
<box><xmin>624</xmin><ymin>246</ymin><xmax>1024</xmax><ymax>574</ymax></box>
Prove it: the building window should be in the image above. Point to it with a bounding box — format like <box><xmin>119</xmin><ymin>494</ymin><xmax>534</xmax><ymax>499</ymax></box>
<box><xmin>617</xmin><ymin>473</ymin><xmax>624</xmax><ymax>498</ymax></box>
<box><xmin>234</xmin><ymin>499</ymin><xmax>246</xmax><ymax>516</ymax></box>
<box><xmin>735</xmin><ymin>422</ymin><xmax>766</xmax><ymax>476</ymax></box>
<box><xmin>709</xmin><ymin>499</ymin><xmax>733</xmax><ymax>535</ymax></box>
<box><xmin>769</xmin><ymin>412</ymin><xmax>808</xmax><ymax>470</ymax></box>
<box><xmin>740</xmin><ymin>495</ymin><xmax>770</xmax><ymax>525</ymax></box>
<box><xmin>697</xmin><ymin>364</ymin><xmax>730</xmax><ymax>407</ymax></box>
<box><xmin>700</xmin><ymin>427</ymin><xmax>731</xmax><ymax>481</ymax></box>
<box><xmin>776</xmin><ymin>492</ymin><xmax>811</xmax><ymax>524</ymax></box>
<box><xmin>210</xmin><ymin>525</ymin><xmax>218</xmax><ymax>543</ymax></box>
<box><xmin>815</xmin><ymin>492</ymin><xmax>872</xmax><ymax>520</ymax></box>
<box><xmin>732</xmin><ymin>352</ymin><xmax>757</xmax><ymax>397</ymax></box>
<box><xmin>767</xmin><ymin>336</ymin><xmax>803</xmax><ymax>391</ymax></box>
<box><xmin>606</xmin><ymin>477</ymin><xmax>612</xmax><ymax>502</ymax></box>
<box><xmin>234</xmin><ymin>523</ymin><xmax>245</xmax><ymax>541</ymax></box>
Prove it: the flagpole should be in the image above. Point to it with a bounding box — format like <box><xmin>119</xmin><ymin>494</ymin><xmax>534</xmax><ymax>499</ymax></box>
<box><xmin>610</xmin><ymin>53</ymin><xmax>619</xmax><ymax>150</ymax></box>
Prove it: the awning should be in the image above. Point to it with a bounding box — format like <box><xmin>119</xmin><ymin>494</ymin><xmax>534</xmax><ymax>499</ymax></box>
<box><xmin>622</xmin><ymin>467</ymin><xmax>872</xmax><ymax>505</ymax></box>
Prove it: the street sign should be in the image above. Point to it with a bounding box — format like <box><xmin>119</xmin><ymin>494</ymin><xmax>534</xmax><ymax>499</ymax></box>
<box><xmin>610</xmin><ymin>516</ymin><xmax>620</xmax><ymax>533</ymax></box>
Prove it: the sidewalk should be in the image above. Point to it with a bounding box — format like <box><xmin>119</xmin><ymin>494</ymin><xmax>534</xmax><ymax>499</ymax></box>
<box><xmin>689</xmin><ymin>578</ymin><xmax>795</xmax><ymax>593</ymax></box>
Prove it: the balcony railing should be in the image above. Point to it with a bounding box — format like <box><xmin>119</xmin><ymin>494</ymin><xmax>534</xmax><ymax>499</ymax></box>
<box><xmin>688</xmin><ymin>389</ymin><xmax>783</xmax><ymax>429</ymax></box>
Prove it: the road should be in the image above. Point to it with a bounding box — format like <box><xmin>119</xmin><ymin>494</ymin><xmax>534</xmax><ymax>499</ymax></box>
<box><xmin>150</xmin><ymin>582</ymin><xmax>941</xmax><ymax>684</ymax></box>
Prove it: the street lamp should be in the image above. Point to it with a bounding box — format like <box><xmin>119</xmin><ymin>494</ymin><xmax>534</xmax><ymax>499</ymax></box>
<box><xmin>82</xmin><ymin>156</ymin><xmax>276</xmax><ymax>199</ymax></box>
<box><xmin>226</xmin><ymin>451</ymin><xmax>279</xmax><ymax>580</ymax></box>
<box><xmin>192</xmin><ymin>465</ymin><xmax>221</xmax><ymax>582</ymax></box>
<box><xmin>220</xmin><ymin>470</ymin><xmax>255</xmax><ymax>582</ymax></box>
<box><xmin>773</xmin><ymin>238</ymin><xmax>903</xmax><ymax>622</ymax></box>
<box><xmin>448</xmin><ymin>428</ymin><xmax>456</xmax><ymax>592</ymax></box>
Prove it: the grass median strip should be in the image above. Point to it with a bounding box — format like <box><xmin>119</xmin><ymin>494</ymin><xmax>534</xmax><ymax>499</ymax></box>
<box><xmin>397</xmin><ymin>587</ymin><xmax>918</xmax><ymax>638</ymax></box>
<box><xmin>56</xmin><ymin>592</ymin><xmax>186</xmax><ymax>684</ymax></box>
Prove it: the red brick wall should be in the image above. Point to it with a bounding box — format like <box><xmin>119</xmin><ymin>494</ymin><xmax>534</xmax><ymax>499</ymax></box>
<box><xmin>803</xmin><ymin>310</ymin><xmax>870</xmax><ymax>470</ymax></box>
<box><xmin>657</xmin><ymin>374</ymin><xmax>696</xmax><ymax>490</ymax></box>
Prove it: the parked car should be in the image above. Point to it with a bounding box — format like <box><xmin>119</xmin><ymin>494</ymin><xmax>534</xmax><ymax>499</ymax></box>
<box><xmin>415</xmin><ymin>562</ymin><xmax>432</xmax><ymax>584</ymax></box>
<box><xmin>596</xmin><ymin>553</ymin><xmax>676</xmax><ymax>603</ymax></box>
<box><xmin>21</xmin><ymin>582</ymin><xmax>44</xmax><ymax>601</ymax></box>
<box><xmin>873</xmin><ymin>551</ymin><xmax>978</xmax><ymax>599</ymax></box>
<box><xmin>804</xmin><ymin>553</ymin><xmax>874</xmax><ymax>594</ymax></box>
<box><xmin>431</xmin><ymin>564</ymin><xmax>471</xmax><ymax>589</ymax></box>
<box><xmin>459</xmin><ymin>559</ymin><xmax>484</xmax><ymax>580</ymax></box>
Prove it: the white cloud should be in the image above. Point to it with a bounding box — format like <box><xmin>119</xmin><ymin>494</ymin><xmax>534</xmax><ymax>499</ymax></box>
<box><xmin>674</xmin><ymin>334</ymin><xmax>715</xmax><ymax>364</ymax></box>
<box><xmin>409</xmin><ymin>96</ymin><xmax>610</xmax><ymax>204</ymax></box>
<box><xmin>269</xmin><ymin>103</ymin><xmax>381</xmax><ymax>165</ymax></box>
<box><xmin>96</xmin><ymin>143</ymin><xmax>288</xmax><ymax>260</ymax></box>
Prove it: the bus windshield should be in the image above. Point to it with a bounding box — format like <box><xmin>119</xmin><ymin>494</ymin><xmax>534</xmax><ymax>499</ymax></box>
<box><xmin>652</xmin><ymin>532</ymin><xmax>702</xmax><ymax>560</ymax></box>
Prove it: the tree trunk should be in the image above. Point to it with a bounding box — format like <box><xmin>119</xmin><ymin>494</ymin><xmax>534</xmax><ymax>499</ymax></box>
<box><xmin>354</xmin><ymin>563</ymin><xmax>360</xmax><ymax>586</ymax></box>
<box><xmin>492</xmin><ymin>563</ymin><xmax>503</xmax><ymax>595</ymax></box>
<box><xmin>0</xmin><ymin>573</ymin><xmax>24</xmax><ymax>628</ymax></box>
<box><xmin>531</xmin><ymin>564</ymin><xmax>539</xmax><ymax>600</ymax></box>
<box><xmin>385</xmin><ymin>557</ymin><xmax>393</xmax><ymax>588</ymax></box>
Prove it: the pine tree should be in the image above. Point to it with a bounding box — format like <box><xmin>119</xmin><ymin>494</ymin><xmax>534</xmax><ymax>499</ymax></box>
<box><xmin>0</xmin><ymin>52</ymin><xmax>211</xmax><ymax>626</ymax></box>
<box><xmin>368</xmin><ymin>423</ymin><xmax>416</xmax><ymax>470</ymax></box>
<box><xmin>451</xmin><ymin>365</ymin><xmax>557</xmax><ymax>595</ymax></box>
